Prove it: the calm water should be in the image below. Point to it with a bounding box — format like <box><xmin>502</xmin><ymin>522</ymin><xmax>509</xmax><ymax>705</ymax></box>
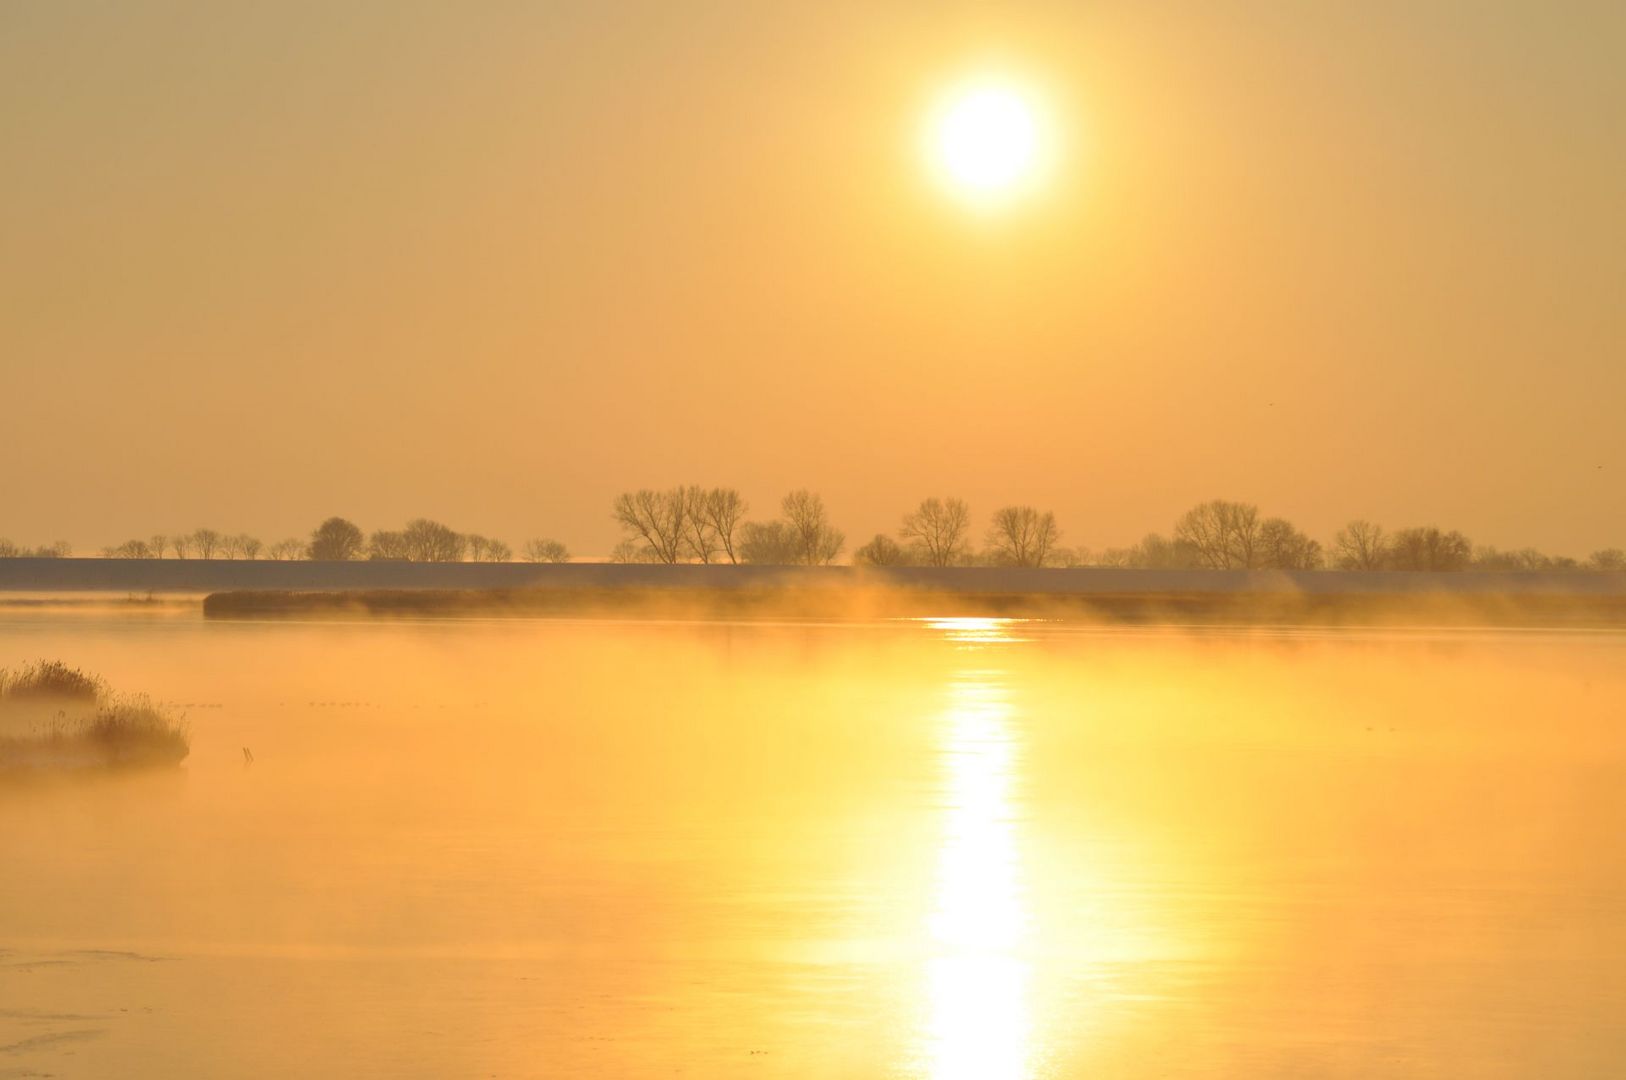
<box><xmin>2</xmin><ymin>609</ymin><xmax>1624</xmax><ymax>1078</ymax></box>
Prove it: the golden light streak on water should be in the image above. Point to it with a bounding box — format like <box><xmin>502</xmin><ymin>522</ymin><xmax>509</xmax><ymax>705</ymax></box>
<box><xmin>922</xmin><ymin>618</ymin><xmax>1033</xmax><ymax>1080</ymax></box>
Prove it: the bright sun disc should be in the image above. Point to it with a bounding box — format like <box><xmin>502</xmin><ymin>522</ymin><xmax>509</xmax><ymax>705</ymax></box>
<box><xmin>930</xmin><ymin>83</ymin><xmax>1041</xmax><ymax>203</ymax></box>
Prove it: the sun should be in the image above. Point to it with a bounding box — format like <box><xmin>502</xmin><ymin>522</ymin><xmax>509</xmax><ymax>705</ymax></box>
<box><xmin>927</xmin><ymin>80</ymin><xmax>1044</xmax><ymax>205</ymax></box>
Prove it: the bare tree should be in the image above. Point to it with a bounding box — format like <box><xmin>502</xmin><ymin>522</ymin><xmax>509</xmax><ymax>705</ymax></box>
<box><xmin>782</xmin><ymin>489</ymin><xmax>844</xmax><ymax>565</ymax></box>
<box><xmin>308</xmin><ymin>517</ymin><xmax>364</xmax><ymax>561</ymax></box>
<box><xmin>0</xmin><ymin>541</ymin><xmax>16</xmax><ymax>559</ymax></box>
<box><xmin>612</xmin><ymin>489</ymin><xmax>688</xmax><ymax>564</ymax></box>
<box><xmin>104</xmin><ymin>539</ymin><xmax>152</xmax><ymax>558</ymax></box>
<box><xmin>679</xmin><ymin>486</ymin><xmax>722</xmax><ymax>564</ymax></box>
<box><xmin>368</xmin><ymin>530</ymin><xmax>410</xmax><ymax>560</ymax></box>
<box><xmin>986</xmin><ymin>506</ymin><xmax>1060</xmax><ymax>567</ymax></box>
<box><xmin>611</xmin><ymin>539</ymin><xmax>661</xmax><ymax>563</ymax></box>
<box><xmin>402</xmin><ymin>519</ymin><xmax>466</xmax><ymax>562</ymax></box>
<box><xmin>698</xmin><ymin>488</ymin><xmax>748</xmax><ymax>564</ymax></box>
<box><xmin>901</xmin><ymin>497</ymin><xmax>971</xmax><ymax>567</ymax></box>
<box><xmin>1049</xmin><ymin>546</ymin><xmax>1088</xmax><ymax>568</ymax></box>
<box><xmin>1174</xmin><ymin>500</ymin><xmax>1261</xmax><ymax>569</ymax></box>
<box><xmin>171</xmin><ymin>535</ymin><xmax>192</xmax><ymax>559</ymax></box>
<box><xmin>149</xmin><ymin>535</ymin><xmax>167</xmax><ymax>559</ymax></box>
<box><xmin>466</xmin><ymin>535</ymin><xmax>511</xmax><ymax>562</ymax></box>
<box><xmin>1098</xmin><ymin>533</ymin><xmax>1200</xmax><ymax>568</ymax></box>
<box><xmin>523</xmin><ymin>538</ymin><xmax>571</xmax><ymax>563</ymax></box>
<box><xmin>191</xmin><ymin>528</ymin><xmax>223</xmax><ymax>560</ymax></box>
<box><xmin>854</xmin><ymin>534</ymin><xmax>907</xmax><ymax>566</ymax></box>
<box><xmin>363</xmin><ymin>520</ymin><xmax>465</xmax><ymax>562</ymax></box>
<box><xmin>738</xmin><ymin>521</ymin><xmax>800</xmax><ymax>565</ymax></box>
<box><xmin>1333</xmin><ymin>520</ymin><xmax>1388</xmax><ymax>570</ymax></box>
<box><xmin>1588</xmin><ymin>548</ymin><xmax>1625</xmax><ymax>571</ymax></box>
<box><xmin>1388</xmin><ymin>526</ymin><xmax>1472</xmax><ymax>571</ymax></box>
<box><xmin>1257</xmin><ymin>518</ymin><xmax>1323</xmax><ymax>570</ymax></box>
<box><xmin>231</xmin><ymin>534</ymin><xmax>263</xmax><ymax>560</ymax></box>
<box><xmin>268</xmin><ymin>538</ymin><xmax>304</xmax><ymax>560</ymax></box>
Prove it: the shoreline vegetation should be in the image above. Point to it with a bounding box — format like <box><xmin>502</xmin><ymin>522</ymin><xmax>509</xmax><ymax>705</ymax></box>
<box><xmin>0</xmin><ymin>661</ymin><xmax>190</xmax><ymax>775</ymax></box>
<box><xmin>6</xmin><ymin>495</ymin><xmax>1624</xmax><ymax>574</ymax></box>
<box><xmin>200</xmin><ymin>575</ymin><xmax>1626</xmax><ymax>628</ymax></box>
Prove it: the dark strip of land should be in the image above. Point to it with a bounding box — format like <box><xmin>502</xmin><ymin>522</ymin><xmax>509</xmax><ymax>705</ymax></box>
<box><xmin>5</xmin><ymin>559</ymin><xmax>1625</xmax><ymax>625</ymax></box>
<box><xmin>7</xmin><ymin>558</ymin><xmax>1626</xmax><ymax>597</ymax></box>
<box><xmin>200</xmin><ymin>580</ymin><xmax>1626</xmax><ymax>627</ymax></box>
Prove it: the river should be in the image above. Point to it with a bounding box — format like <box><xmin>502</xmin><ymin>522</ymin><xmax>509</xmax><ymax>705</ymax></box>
<box><xmin>2</xmin><ymin>608</ymin><xmax>1622</xmax><ymax>1077</ymax></box>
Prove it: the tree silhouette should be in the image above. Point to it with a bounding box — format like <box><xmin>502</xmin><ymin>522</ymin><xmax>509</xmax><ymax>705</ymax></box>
<box><xmin>901</xmin><ymin>497</ymin><xmax>971</xmax><ymax>567</ymax></box>
<box><xmin>1388</xmin><ymin>526</ymin><xmax>1473</xmax><ymax>571</ymax></box>
<box><xmin>986</xmin><ymin>506</ymin><xmax>1060</xmax><ymax>567</ymax></box>
<box><xmin>308</xmin><ymin>517</ymin><xmax>365</xmax><ymax>561</ymax></box>
<box><xmin>782</xmin><ymin>489</ymin><xmax>844</xmax><ymax>565</ymax></box>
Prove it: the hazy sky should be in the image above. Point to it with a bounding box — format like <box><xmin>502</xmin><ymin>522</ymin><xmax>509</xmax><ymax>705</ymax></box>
<box><xmin>3</xmin><ymin>2</ymin><xmax>1622</xmax><ymax>556</ymax></box>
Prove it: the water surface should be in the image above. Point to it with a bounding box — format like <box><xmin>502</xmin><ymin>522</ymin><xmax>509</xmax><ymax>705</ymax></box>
<box><xmin>2</xmin><ymin>610</ymin><xmax>1623</xmax><ymax>1078</ymax></box>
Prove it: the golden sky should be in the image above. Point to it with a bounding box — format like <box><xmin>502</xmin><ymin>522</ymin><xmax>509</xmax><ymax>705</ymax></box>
<box><xmin>2</xmin><ymin>2</ymin><xmax>1622</xmax><ymax>555</ymax></box>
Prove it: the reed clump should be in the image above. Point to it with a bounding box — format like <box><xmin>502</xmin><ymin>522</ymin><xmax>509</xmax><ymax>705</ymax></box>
<box><xmin>0</xmin><ymin>662</ymin><xmax>189</xmax><ymax>773</ymax></box>
<box><xmin>0</xmin><ymin>660</ymin><xmax>104</xmax><ymax>703</ymax></box>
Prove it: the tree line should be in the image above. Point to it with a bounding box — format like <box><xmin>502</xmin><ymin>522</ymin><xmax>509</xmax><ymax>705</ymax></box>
<box><xmin>610</xmin><ymin>488</ymin><xmax>841</xmax><ymax>565</ymax></box>
<box><xmin>1100</xmin><ymin>500</ymin><xmax>1623</xmax><ymax>572</ymax></box>
<box><xmin>607</xmin><ymin>489</ymin><xmax>1624</xmax><ymax>572</ymax></box>
<box><xmin>4</xmin><ymin>494</ymin><xmax>1622</xmax><ymax>571</ymax></box>
<box><xmin>302</xmin><ymin>518</ymin><xmax>571</xmax><ymax>563</ymax></box>
<box><xmin>0</xmin><ymin>540</ymin><xmax>71</xmax><ymax>559</ymax></box>
<box><xmin>0</xmin><ymin>521</ymin><xmax>572</xmax><ymax>564</ymax></box>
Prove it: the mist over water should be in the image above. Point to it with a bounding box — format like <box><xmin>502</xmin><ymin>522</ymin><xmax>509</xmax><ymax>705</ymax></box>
<box><xmin>2</xmin><ymin>608</ymin><xmax>1623</xmax><ymax>1078</ymax></box>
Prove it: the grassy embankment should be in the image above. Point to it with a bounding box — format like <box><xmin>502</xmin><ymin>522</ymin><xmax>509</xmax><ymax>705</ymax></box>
<box><xmin>0</xmin><ymin>660</ymin><xmax>190</xmax><ymax>773</ymax></box>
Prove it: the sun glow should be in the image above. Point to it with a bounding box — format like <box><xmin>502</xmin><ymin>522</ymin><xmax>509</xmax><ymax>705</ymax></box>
<box><xmin>927</xmin><ymin>80</ymin><xmax>1046</xmax><ymax>206</ymax></box>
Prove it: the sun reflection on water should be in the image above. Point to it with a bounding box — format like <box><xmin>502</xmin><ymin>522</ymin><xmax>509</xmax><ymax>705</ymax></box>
<box><xmin>922</xmin><ymin>616</ymin><xmax>1034</xmax><ymax>646</ymax></box>
<box><xmin>922</xmin><ymin>618</ymin><xmax>1032</xmax><ymax>1080</ymax></box>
